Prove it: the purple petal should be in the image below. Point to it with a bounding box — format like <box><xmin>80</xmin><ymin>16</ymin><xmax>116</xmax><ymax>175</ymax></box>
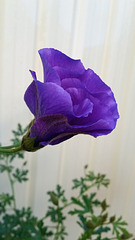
<box><xmin>24</xmin><ymin>80</ymin><xmax>74</xmax><ymax>119</ymax></box>
<box><xmin>61</xmin><ymin>78</ymin><xmax>83</xmax><ymax>90</ymax></box>
<box><xmin>24</xmin><ymin>80</ymin><xmax>39</xmax><ymax>117</ymax></box>
<box><xmin>69</xmin><ymin>91</ymin><xmax>119</xmax><ymax>134</ymax></box>
<box><xmin>53</xmin><ymin>66</ymin><xmax>84</xmax><ymax>81</ymax></box>
<box><xmin>30</xmin><ymin>70</ymin><xmax>37</xmax><ymax>80</ymax></box>
<box><xmin>81</xmin><ymin>119</ymin><xmax>117</xmax><ymax>137</ymax></box>
<box><xmin>80</xmin><ymin>69</ymin><xmax>111</xmax><ymax>93</ymax></box>
<box><xmin>39</xmin><ymin>54</ymin><xmax>61</xmax><ymax>85</ymax></box>
<box><xmin>38</xmin><ymin>48</ymin><xmax>85</xmax><ymax>74</ymax></box>
<box><xmin>66</xmin><ymin>69</ymin><xmax>119</xmax><ymax>130</ymax></box>
<box><xmin>30</xmin><ymin>114</ymin><xmax>116</xmax><ymax>148</ymax></box>
<box><xmin>61</xmin><ymin>78</ymin><xmax>94</xmax><ymax>117</ymax></box>
<box><xmin>66</xmin><ymin>87</ymin><xmax>93</xmax><ymax>117</ymax></box>
<box><xmin>30</xmin><ymin>114</ymin><xmax>75</xmax><ymax>147</ymax></box>
<box><xmin>46</xmin><ymin>134</ymin><xmax>75</xmax><ymax>146</ymax></box>
<box><xmin>73</xmin><ymin>98</ymin><xmax>93</xmax><ymax>117</ymax></box>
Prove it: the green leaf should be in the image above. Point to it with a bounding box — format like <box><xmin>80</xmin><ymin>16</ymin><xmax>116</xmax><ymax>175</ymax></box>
<box><xmin>12</xmin><ymin>168</ymin><xmax>29</xmax><ymax>183</ymax></box>
<box><xmin>119</xmin><ymin>227</ymin><xmax>133</xmax><ymax>239</ymax></box>
<box><xmin>77</xmin><ymin>215</ymin><xmax>88</xmax><ymax>231</ymax></box>
<box><xmin>12</xmin><ymin>123</ymin><xmax>28</xmax><ymax>137</ymax></box>
<box><xmin>112</xmin><ymin>216</ymin><xmax>132</xmax><ymax>239</ymax></box>
<box><xmin>72</xmin><ymin>177</ymin><xmax>88</xmax><ymax>194</ymax></box>
<box><xmin>95</xmin><ymin>226</ymin><xmax>111</xmax><ymax>234</ymax></box>
<box><xmin>71</xmin><ymin>197</ymin><xmax>84</xmax><ymax>208</ymax></box>
<box><xmin>0</xmin><ymin>164</ymin><xmax>13</xmax><ymax>173</ymax></box>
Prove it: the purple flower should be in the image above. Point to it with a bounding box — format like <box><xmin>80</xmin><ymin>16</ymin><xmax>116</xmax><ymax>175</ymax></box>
<box><xmin>24</xmin><ymin>48</ymin><xmax>119</xmax><ymax>150</ymax></box>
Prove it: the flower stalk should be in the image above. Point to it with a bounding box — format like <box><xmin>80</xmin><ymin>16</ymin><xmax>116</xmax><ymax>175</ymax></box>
<box><xmin>0</xmin><ymin>144</ymin><xmax>22</xmax><ymax>154</ymax></box>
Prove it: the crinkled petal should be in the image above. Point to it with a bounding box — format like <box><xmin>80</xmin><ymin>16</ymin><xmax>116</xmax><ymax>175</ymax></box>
<box><xmin>69</xmin><ymin>92</ymin><xmax>119</xmax><ymax>136</ymax></box>
<box><xmin>66</xmin><ymin>87</ymin><xmax>93</xmax><ymax>117</ymax></box>
<box><xmin>39</xmin><ymin>48</ymin><xmax>85</xmax><ymax>74</ymax></box>
<box><xmin>73</xmin><ymin>98</ymin><xmax>93</xmax><ymax>117</ymax></box>
<box><xmin>67</xmin><ymin>71</ymin><xmax>119</xmax><ymax>130</ymax></box>
<box><xmin>61</xmin><ymin>78</ymin><xmax>84</xmax><ymax>90</ymax></box>
<box><xmin>80</xmin><ymin>69</ymin><xmax>111</xmax><ymax>93</ymax></box>
<box><xmin>24</xmin><ymin>80</ymin><xmax>74</xmax><ymax>119</ymax></box>
<box><xmin>53</xmin><ymin>66</ymin><xmax>84</xmax><ymax>81</ymax></box>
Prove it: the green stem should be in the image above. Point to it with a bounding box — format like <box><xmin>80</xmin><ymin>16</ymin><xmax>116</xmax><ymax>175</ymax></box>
<box><xmin>62</xmin><ymin>182</ymin><xmax>98</xmax><ymax>210</ymax></box>
<box><xmin>0</xmin><ymin>143</ymin><xmax>21</xmax><ymax>149</ymax></box>
<box><xmin>0</xmin><ymin>144</ymin><xmax>23</xmax><ymax>153</ymax></box>
<box><xmin>5</xmin><ymin>156</ymin><xmax>16</xmax><ymax>210</ymax></box>
<box><xmin>54</xmin><ymin>204</ymin><xmax>61</xmax><ymax>240</ymax></box>
<box><xmin>62</xmin><ymin>201</ymin><xmax>72</xmax><ymax>210</ymax></box>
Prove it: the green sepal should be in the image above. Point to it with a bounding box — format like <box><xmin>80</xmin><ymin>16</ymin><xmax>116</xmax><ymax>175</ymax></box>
<box><xmin>21</xmin><ymin>119</ymin><xmax>42</xmax><ymax>152</ymax></box>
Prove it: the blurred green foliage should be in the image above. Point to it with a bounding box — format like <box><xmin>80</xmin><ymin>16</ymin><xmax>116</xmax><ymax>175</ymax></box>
<box><xmin>0</xmin><ymin>124</ymin><xmax>134</xmax><ymax>240</ymax></box>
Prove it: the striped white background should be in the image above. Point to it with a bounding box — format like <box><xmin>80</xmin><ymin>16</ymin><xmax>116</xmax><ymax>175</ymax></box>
<box><xmin>0</xmin><ymin>0</ymin><xmax>135</xmax><ymax>237</ymax></box>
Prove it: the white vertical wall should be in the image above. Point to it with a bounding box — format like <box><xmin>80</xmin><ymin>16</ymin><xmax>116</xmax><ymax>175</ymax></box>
<box><xmin>0</xmin><ymin>0</ymin><xmax>135</xmax><ymax>237</ymax></box>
